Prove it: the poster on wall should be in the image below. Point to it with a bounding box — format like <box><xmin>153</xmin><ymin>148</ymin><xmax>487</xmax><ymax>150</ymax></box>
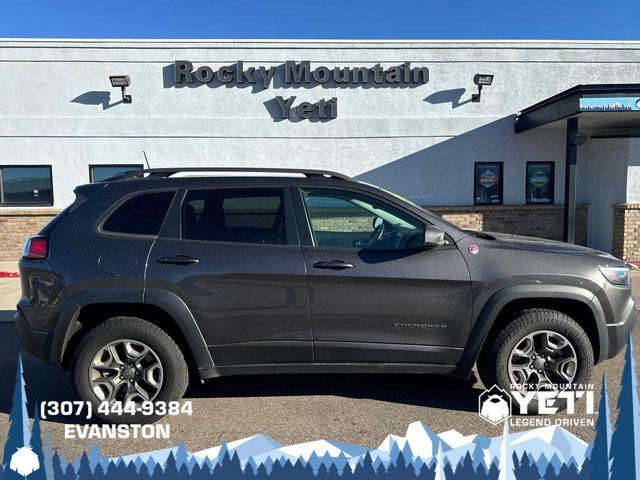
<box><xmin>474</xmin><ymin>163</ymin><xmax>503</xmax><ymax>204</ymax></box>
<box><xmin>526</xmin><ymin>162</ymin><xmax>554</xmax><ymax>204</ymax></box>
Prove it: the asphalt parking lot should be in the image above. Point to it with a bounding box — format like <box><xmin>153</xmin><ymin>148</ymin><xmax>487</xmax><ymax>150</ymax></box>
<box><xmin>0</xmin><ymin>263</ymin><xmax>638</xmax><ymax>460</ymax></box>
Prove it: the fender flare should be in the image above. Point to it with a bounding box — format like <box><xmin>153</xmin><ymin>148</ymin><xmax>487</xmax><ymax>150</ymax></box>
<box><xmin>454</xmin><ymin>284</ymin><xmax>607</xmax><ymax>377</ymax></box>
<box><xmin>50</xmin><ymin>288</ymin><xmax>214</xmax><ymax>378</ymax></box>
<box><xmin>145</xmin><ymin>288</ymin><xmax>215</xmax><ymax>376</ymax></box>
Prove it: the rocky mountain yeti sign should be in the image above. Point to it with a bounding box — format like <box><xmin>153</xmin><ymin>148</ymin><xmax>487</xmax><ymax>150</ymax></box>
<box><xmin>172</xmin><ymin>60</ymin><xmax>429</xmax><ymax>121</ymax></box>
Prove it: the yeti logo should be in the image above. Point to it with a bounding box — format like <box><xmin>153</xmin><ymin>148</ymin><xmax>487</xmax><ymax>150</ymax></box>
<box><xmin>9</xmin><ymin>446</ymin><xmax>40</xmax><ymax>477</ymax></box>
<box><xmin>478</xmin><ymin>385</ymin><xmax>512</xmax><ymax>425</ymax></box>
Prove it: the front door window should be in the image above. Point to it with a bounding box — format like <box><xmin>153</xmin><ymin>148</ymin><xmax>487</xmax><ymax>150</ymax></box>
<box><xmin>301</xmin><ymin>188</ymin><xmax>425</xmax><ymax>250</ymax></box>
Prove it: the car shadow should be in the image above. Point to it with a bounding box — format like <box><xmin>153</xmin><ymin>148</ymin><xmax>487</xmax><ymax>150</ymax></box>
<box><xmin>185</xmin><ymin>372</ymin><xmax>482</xmax><ymax>414</ymax></box>
<box><xmin>0</xmin><ymin>322</ymin><xmax>481</xmax><ymax>425</ymax></box>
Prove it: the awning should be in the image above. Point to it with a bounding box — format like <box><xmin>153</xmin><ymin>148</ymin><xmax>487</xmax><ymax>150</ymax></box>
<box><xmin>515</xmin><ymin>84</ymin><xmax>640</xmax><ymax>135</ymax></box>
<box><xmin>514</xmin><ymin>84</ymin><xmax>640</xmax><ymax>245</ymax></box>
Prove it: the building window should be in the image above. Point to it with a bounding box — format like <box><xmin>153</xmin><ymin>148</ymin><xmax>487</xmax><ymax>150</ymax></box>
<box><xmin>526</xmin><ymin>162</ymin><xmax>554</xmax><ymax>204</ymax></box>
<box><xmin>90</xmin><ymin>164</ymin><xmax>143</xmax><ymax>183</ymax></box>
<box><xmin>474</xmin><ymin>162</ymin><xmax>503</xmax><ymax>205</ymax></box>
<box><xmin>0</xmin><ymin>166</ymin><xmax>53</xmax><ymax>205</ymax></box>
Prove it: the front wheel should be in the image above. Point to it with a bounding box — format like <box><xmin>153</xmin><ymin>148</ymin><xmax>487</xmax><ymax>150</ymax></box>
<box><xmin>72</xmin><ymin>316</ymin><xmax>189</xmax><ymax>424</ymax></box>
<box><xmin>478</xmin><ymin>308</ymin><xmax>594</xmax><ymax>412</ymax></box>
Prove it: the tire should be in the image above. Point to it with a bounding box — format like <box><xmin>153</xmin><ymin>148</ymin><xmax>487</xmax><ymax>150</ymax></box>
<box><xmin>477</xmin><ymin>308</ymin><xmax>594</xmax><ymax>413</ymax></box>
<box><xmin>72</xmin><ymin>316</ymin><xmax>189</xmax><ymax>424</ymax></box>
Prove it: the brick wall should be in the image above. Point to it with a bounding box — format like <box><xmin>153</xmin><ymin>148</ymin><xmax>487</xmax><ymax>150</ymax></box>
<box><xmin>429</xmin><ymin>204</ymin><xmax>589</xmax><ymax>246</ymax></box>
<box><xmin>0</xmin><ymin>204</ymin><xmax>589</xmax><ymax>262</ymax></box>
<box><xmin>0</xmin><ymin>209</ymin><xmax>60</xmax><ymax>261</ymax></box>
<box><xmin>613</xmin><ymin>204</ymin><xmax>640</xmax><ymax>261</ymax></box>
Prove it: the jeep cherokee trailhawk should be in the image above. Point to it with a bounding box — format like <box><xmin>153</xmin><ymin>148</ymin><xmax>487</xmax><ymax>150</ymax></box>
<box><xmin>15</xmin><ymin>168</ymin><xmax>636</xmax><ymax>422</ymax></box>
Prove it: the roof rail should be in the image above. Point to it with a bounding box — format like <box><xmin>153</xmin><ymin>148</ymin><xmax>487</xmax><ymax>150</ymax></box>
<box><xmin>115</xmin><ymin>167</ymin><xmax>351</xmax><ymax>181</ymax></box>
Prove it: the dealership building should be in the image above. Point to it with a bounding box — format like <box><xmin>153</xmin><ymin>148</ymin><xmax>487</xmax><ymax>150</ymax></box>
<box><xmin>0</xmin><ymin>39</ymin><xmax>639</xmax><ymax>261</ymax></box>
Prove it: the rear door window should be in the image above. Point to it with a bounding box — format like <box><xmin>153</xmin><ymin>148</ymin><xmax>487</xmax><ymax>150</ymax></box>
<box><xmin>102</xmin><ymin>191</ymin><xmax>175</xmax><ymax>236</ymax></box>
<box><xmin>182</xmin><ymin>188</ymin><xmax>286</xmax><ymax>245</ymax></box>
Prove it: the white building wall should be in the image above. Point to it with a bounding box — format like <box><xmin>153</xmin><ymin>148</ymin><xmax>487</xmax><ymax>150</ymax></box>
<box><xmin>0</xmin><ymin>39</ymin><xmax>638</xmax><ymax>210</ymax></box>
<box><xmin>579</xmin><ymin>138</ymin><xmax>629</xmax><ymax>252</ymax></box>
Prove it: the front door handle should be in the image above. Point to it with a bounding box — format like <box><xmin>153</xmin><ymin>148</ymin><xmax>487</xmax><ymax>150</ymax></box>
<box><xmin>156</xmin><ymin>255</ymin><xmax>200</xmax><ymax>265</ymax></box>
<box><xmin>313</xmin><ymin>260</ymin><xmax>355</xmax><ymax>270</ymax></box>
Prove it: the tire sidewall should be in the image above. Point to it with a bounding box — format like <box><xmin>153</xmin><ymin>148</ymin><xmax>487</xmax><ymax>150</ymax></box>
<box><xmin>72</xmin><ymin>317</ymin><xmax>188</xmax><ymax>424</ymax></box>
<box><xmin>495</xmin><ymin>318</ymin><xmax>593</xmax><ymax>413</ymax></box>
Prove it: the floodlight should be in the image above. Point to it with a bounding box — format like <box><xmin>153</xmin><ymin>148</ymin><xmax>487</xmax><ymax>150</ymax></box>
<box><xmin>109</xmin><ymin>75</ymin><xmax>132</xmax><ymax>103</ymax></box>
<box><xmin>471</xmin><ymin>74</ymin><xmax>494</xmax><ymax>102</ymax></box>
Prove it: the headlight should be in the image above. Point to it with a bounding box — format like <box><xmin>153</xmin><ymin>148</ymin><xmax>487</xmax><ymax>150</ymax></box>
<box><xmin>599</xmin><ymin>266</ymin><xmax>630</xmax><ymax>287</ymax></box>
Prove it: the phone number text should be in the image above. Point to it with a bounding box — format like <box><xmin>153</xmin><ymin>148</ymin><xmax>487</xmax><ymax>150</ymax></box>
<box><xmin>40</xmin><ymin>400</ymin><xmax>193</xmax><ymax>420</ymax></box>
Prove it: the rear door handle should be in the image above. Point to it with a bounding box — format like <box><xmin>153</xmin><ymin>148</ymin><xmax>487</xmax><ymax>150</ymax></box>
<box><xmin>156</xmin><ymin>255</ymin><xmax>200</xmax><ymax>265</ymax></box>
<box><xmin>313</xmin><ymin>260</ymin><xmax>355</xmax><ymax>270</ymax></box>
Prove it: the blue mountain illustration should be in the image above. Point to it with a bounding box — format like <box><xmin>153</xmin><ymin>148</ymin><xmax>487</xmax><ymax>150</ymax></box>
<box><xmin>108</xmin><ymin>420</ymin><xmax>588</xmax><ymax>474</ymax></box>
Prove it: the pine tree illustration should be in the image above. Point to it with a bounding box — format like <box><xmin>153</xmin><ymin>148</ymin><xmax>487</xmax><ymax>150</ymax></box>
<box><xmin>557</xmin><ymin>462</ymin><xmax>580</xmax><ymax>480</ymax></box>
<box><xmin>456</xmin><ymin>452</ymin><xmax>475</xmax><ymax>478</ymax></box>
<box><xmin>514</xmin><ymin>452</ymin><xmax>539</xmax><ymax>480</ymax></box>
<box><xmin>163</xmin><ymin>451</ymin><xmax>179</xmax><ymax>478</ymax></box>
<box><xmin>174</xmin><ymin>440</ymin><xmax>189</xmax><ymax>471</ymax></box>
<box><xmin>27</xmin><ymin>407</ymin><xmax>45</xmax><ymax>480</ymax></box>
<box><xmin>355</xmin><ymin>452</ymin><xmax>377</xmax><ymax>480</ymax></box>
<box><xmin>433</xmin><ymin>441</ymin><xmax>445</xmax><ymax>480</ymax></box>
<box><xmin>497</xmin><ymin>420</ymin><xmax>514</xmax><ymax>480</ymax></box>
<box><xmin>542</xmin><ymin>461</ymin><xmax>558</xmax><ymax>480</ymax></box>
<box><xmin>443</xmin><ymin>461</ymin><xmax>454</xmax><ymax>480</ymax></box>
<box><xmin>2</xmin><ymin>355</ymin><xmax>30</xmax><ymax>472</ymax></box>
<box><xmin>471</xmin><ymin>442</ymin><xmax>487</xmax><ymax>473</ymax></box>
<box><xmin>148</xmin><ymin>461</ymin><xmax>163</xmax><ymax>479</ymax></box>
<box><xmin>401</xmin><ymin>442</ymin><xmax>413</xmax><ymax>467</ymax></box>
<box><xmin>76</xmin><ymin>452</ymin><xmax>92</xmax><ymax>480</ymax></box>
<box><xmin>51</xmin><ymin>452</ymin><xmax>66</xmax><ymax>480</ymax></box>
<box><xmin>42</xmin><ymin>433</ymin><xmax>54</xmax><ymax>480</ymax></box>
<box><xmin>610</xmin><ymin>335</ymin><xmax>640</xmax><ymax>479</ymax></box>
<box><xmin>87</xmin><ymin>440</ymin><xmax>102</xmax><ymax>474</ymax></box>
<box><xmin>590</xmin><ymin>375</ymin><xmax>613</xmax><ymax>480</ymax></box>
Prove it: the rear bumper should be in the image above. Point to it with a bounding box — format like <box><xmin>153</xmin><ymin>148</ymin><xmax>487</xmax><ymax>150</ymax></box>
<box><xmin>15</xmin><ymin>308</ymin><xmax>52</xmax><ymax>363</ymax></box>
<box><xmin>605</xmin><ymin>297</ymin><xmax>637</xmax><ymax>359</ymax></box>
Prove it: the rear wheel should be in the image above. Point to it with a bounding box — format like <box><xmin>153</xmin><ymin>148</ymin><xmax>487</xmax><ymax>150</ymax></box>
<box><xmin>72</xmin><ymin>316</ymin><xmax>189</xmax><ymax>423</ymax></box>
<box><xmin>478</xmin><ymin>308</ymin><xmax>594</xmax><ymax>412</ymax></box>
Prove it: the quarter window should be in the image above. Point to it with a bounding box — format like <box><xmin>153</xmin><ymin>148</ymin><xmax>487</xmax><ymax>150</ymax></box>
<box><xmin>103</xmin><ymin>191</ymin><xmax>175</xmax><ymax>236</ymax></box>
<box><xmin>182</xmin><ymin>188</ymin><xmax>286</xmax><ymax>245</ymax></box>
<box><xmin>90</xmin><ymin>165</ymin><xmax>143</xmax><ymax>183</ymax></box>
<box><xmin>301</xmin><ymin>188</ymin><xmax>425</xmax><ymax>250</ymax></box>
<box><xmin>0</xmin><ymin>166</ymin><xmax>53</xmax><ymax>205</ymax></box>
<box><xmin>526</xmin><ymin>162</ymin><xmax>554</xmax><ymax>204</ymax></box>
<box><xmin>474</xmin><ymin>162</ymin><xmax>503</xmax><ymax>205</ymax></box>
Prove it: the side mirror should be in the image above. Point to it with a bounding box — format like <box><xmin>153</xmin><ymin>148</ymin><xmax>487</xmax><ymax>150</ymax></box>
<box><xmin>423</xmin><ymin>225</ymin><xmax>446</xmax><ymax>248</ymax></box>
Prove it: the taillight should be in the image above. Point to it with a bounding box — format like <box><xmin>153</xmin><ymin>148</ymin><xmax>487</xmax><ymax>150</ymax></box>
<box><xmin>23</xmin><ymin>237</ymin><xmax>48</xmax><ymax>260</ymax></box>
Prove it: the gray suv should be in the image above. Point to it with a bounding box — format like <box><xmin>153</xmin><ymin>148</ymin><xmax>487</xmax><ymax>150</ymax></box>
<box><xmin>15</xmin><ymin>168</ymin><xmax>636</xmax><ymax>423</ymax></box>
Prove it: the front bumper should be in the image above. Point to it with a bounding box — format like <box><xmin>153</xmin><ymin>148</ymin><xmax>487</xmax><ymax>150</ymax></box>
<box><xmin>605</xmin><ymin>296</ymin><xmax>637</xmax><ymax>359</ymax></box>
<box><xmin>15</xmin><ymin>308</ymin><xmax>52</xmax><ymax>363</ymax></box>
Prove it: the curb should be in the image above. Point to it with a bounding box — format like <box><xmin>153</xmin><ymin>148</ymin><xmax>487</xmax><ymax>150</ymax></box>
<box><xmin>0</xmin><ymin>272</ymin><xmax>19</xmax><ymax>278</ymax></box>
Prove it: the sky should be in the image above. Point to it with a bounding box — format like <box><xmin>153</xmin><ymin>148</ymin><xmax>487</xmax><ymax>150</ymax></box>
<box><xmin>0</xmin><ymin>0</ymin><xmax>639</xmax><ymax>40</ymax></box>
